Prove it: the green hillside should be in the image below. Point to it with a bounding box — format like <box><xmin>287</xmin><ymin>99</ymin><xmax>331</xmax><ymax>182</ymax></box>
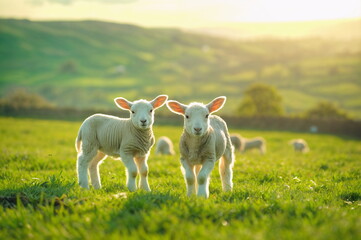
<box><xmin>0</xmin><ymin>19</ymin><xmax>360</xmax><ymax>117</ymax></box>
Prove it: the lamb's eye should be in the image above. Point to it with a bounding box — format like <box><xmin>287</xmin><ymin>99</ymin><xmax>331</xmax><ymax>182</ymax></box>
<box><xmin>186</xmin><ymin>115</ymin><xmax>189</xmax><ymax>119</ymax></box>
<box><xmin>150</xmin><ymin>109</ymin><xmax>153</xmax><ymax>113</ymax></box>
<box><xmin>205</xmin><ymin>114</ymin><xmax>209</xmax><ymax>118</ymax></box>
<box><xmin>131</xmin><ymin>111</ymin><xmax>135</xmax><ymax>114</ymax></box>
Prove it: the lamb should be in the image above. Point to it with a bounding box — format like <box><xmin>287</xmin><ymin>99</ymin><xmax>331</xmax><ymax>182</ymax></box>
<box><xmin>289</xmin><ymin>139</ymin><xmax>309</xmax><ymax>153</ymax></box>
<box><xmin>75</xmin><ymin>95</ymin><xmax>168</xmax><ymax>191</ymax></box>
<box><xmin>230</xmin><ymin>134</ymin><xmax>266</xmax><ymax>154</ymax></box>
<box><xmin>243</xmin><ymin>137</ymin><xmax>266</xmax><ymax>154</ymax></box>
<box><xmin>166</xmin><ymin>96</ymin><xmax>234</xmax><ymax>198</ymax></box>
<box><xmin>155</xmin><ymin>136</ymin><xmax>175</xmax><ymax>155</ymax></box>
<box><xmin>230</xmin><ymin>134</ymin><xmax>243</xmax><ymax>152</ymax></box>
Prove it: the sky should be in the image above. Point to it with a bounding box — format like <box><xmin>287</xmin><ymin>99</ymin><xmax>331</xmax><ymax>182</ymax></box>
<box><xmin>0</xmin><ymin>0</ymin><xmax>360</xmax><ymax>28</ymax></box>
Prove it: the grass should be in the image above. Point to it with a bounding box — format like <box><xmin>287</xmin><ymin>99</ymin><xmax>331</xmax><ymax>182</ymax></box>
<box><xmin>0</xmin><ymin>116</ymin><xmax>360</xmax><ymax>239</ymax></box>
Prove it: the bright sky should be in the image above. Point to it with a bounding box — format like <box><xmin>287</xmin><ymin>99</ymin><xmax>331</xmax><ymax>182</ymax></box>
<box><xmin>0</xmin><ymin>0</ymin><xmax>360</xmax><ymax>28</ymax></box>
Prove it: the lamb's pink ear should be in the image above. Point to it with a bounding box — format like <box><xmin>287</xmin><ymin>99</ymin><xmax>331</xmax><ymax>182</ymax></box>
<box><xmin>114</xmin><ymin>97</ymin><xmax>132</xmax><ymax>110</ymax></box>
<box><xmin>166</xmin><ymin>100</ymin><xmax>187</xmax><ymax>115</ymax></box>
<box><xmin>150</xmin><ymin>95</ymin><xmax>168</xmax><ymax>109</ymax></box>
<box><xmin>206</xmin><ymin>96</ymin><xmax>226</xmax><ymax>113</ymax></box>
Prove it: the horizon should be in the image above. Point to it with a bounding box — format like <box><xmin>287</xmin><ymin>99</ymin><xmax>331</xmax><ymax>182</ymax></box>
<box><xmin>0</xmin><ymin>0</ymin><xmax>360</xmax><ymax>28</ymax></box>
<box><xmin>2</xmin><ymin>16</ymin><xmax>360</xmax><ymax>40</ymax></box>
<box><xmin>1</xmin><ymin>16</ymin><xmax>361</xmax><ymax>27</ymax></box>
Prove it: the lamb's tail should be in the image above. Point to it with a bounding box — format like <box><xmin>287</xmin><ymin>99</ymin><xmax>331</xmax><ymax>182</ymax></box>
<box><xmin>75</xmin><ymin>129</ymin><xmax>82</xmax><ymax>153</ymax></box>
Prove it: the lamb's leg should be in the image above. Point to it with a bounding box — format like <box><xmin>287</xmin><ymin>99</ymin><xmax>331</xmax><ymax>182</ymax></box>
<box><xmin>134</xmin><ymin>155</ymin><xmax>151</xmax><ymax>192</ymax></box>
<box><xmin>89</xmin><ymin>152</ymin><xmax>106</xmax><ymax>189</ymax></box>
<box><xmin>120</xmin><ymin>153</ymin><xmax>138</xmax><ymax>192</ymax></box>
<box><xmin>260</xmin><ymin>144</ymin><xmax>266</xmax><ymax>155</ymax></box>
<box><xmin>77</xmin><ymin>148</ymin><xmax>97</xmax><ymax>189</ymax></box>
<box><xmin>194</xmin><ymin>165</ymin><xmax>201</xmax><ymax>192</ymax></box>
<box><xmin>197</xmin><ymin>159</ymin><xmax>215</xmax><ymax>198</ymax></box>
<box><xmin>219</xmin><ymin>149</ymin><xmax>234</xmax><ymax>192</ymax></box>
<box><xmin>181</xmin><ymin>158</ymin><xmax>196</xmax><ymax>196</ymax></box>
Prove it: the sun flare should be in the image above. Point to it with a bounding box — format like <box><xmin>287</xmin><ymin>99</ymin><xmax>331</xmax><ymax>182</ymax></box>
<box><xmin>0</xmin><ymin>0</ymin><xmax>360</xmax><ymax>28</ymax></box>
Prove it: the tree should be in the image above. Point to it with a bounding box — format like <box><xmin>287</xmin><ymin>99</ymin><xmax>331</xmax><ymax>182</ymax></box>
<box><xmin>0</xmin><ymin>88</ymin><xmax>54</xmax><ymax>110</ymax></box>
<box><xmin>305</xmin><ymin>101</ymin><xmax>349</xmax><ymax>120</ymax></box>
<box><xmin>59</xmin><ymin>60</ymin><xmax>77</xmax><ymax>74</ymax></box>
<box><xmin>238</xmin><ymin>83</ymin><xmax>283</xmax><ymax>117</ymax></box>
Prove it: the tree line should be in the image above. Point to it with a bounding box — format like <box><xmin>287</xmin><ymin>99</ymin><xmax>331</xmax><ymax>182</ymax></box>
<box><xmin>237</xmin><ymin>83</ymin><xmax>350</xmax><ymax>121</ymax></box>
<box><xmin>0</xmin><ymin>85</ymin><xmax>353</xmax><ymax>121</ymax></box>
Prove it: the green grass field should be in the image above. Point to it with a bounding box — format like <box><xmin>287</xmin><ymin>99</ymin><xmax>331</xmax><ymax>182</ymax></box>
<box><xmin>0</xmin><ymin>117</ymin><xmax>360</xmax><ymax>239</ymax></box>
<box><xmin>1</xmin><ymin>19</ymin><xmax>361</xmax><ymax>118</ymax></box>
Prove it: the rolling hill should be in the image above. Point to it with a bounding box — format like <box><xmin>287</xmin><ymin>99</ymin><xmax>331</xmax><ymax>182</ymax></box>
<box><xmin>0</xmin><ymin>19</ymin><xmax>360</xmax><ymax>118</ymax></box>
<box><xmin>191</xmin><ymin>18</ymin><xmax>361</xmax><ymax>40</ymax></box>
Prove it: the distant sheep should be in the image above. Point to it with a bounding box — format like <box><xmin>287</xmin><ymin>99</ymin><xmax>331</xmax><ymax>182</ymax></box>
<box><xmin>167</xmin><ymin>96</ymin><xmax>234</xmax><ymax>198</ymax></box>
<box><xmin>75</xmin><ymin>95</ymin><xmax>168</xmax><ymax>191</ymax></box>
<box><xmin>244</xmin><ymin>137</ymin><xmax>266</xmax><ymax>154</ymax></box>
<box><xmin>156</xmin><ymin>136</ymin><xmax>175</xmax><ymax>155</ymax></box>
<box><xmin>289</xmin><ymin>139</ymin><xmax>309</xmax><ymax>153</ymax></box>
<box><xmin>230</xmin><ymin>134</ymin><xmax>243</xmax><ymax>152</ymax></box>
<box><xmin>230</xmin><ymin>134</ymin><xmax>266</xmax><ymax>154</ymax></box>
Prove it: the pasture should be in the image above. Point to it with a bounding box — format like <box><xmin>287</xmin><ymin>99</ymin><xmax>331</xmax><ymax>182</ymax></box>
<box><xmin>0</xmin><ymin>117</ymin><xmax>360</xmax><ymax>239</ymax></box>
<box><xmin>1</xmin><ymin>19</ymin><xmax>361</xmax><ymax>118</ymax></box>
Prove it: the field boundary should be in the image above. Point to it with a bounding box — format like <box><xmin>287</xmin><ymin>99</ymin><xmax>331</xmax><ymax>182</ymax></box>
<box><xmin>1</xmin><ymin>107</ymin><xmax>361</xmax><ymax>138</ymax></box>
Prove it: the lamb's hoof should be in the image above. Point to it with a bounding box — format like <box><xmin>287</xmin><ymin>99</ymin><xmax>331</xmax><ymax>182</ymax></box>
<box><xmin>79</xmin><ymin>184</ymin><xmax>89</xmax><ymax>190</ymax></box>
<box><xmin>127</xmin><ymin>185</ymin><xmax>137</xmax><ymax>192</ymax></box>
<box><xmin>222</xmin><ymin>185</ymin><xmax>233</xmax><ymax>192</ymax></box>
<box><xmin>197</xmin><ymin>191</ymin><xmax>209</xmax><ymax>199</ymax></box>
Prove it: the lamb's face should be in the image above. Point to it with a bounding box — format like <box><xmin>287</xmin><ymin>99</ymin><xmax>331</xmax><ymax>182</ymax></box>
<box><xmin>130</xmin><ymin>100</ymin><xmax>154</xmax><ymax>130</ymax></box>
<box><xmin>184</xmin><ymin>103</ymin><xmax>210</xmax><ymax>137</ymax></box>
<box><xmin>294</xmin><ymin>141</ymin><xmax>305</xmax><ymax>150</ymax></box>
<box><xmin>166</xmin><ymin>96</ymin><xmax>226</xmax><ymax>137</ymax></box>
<box><xmin>114</xmin><ymin>95</ymin><xmax>168</xmax><ymax>130</ymax></box>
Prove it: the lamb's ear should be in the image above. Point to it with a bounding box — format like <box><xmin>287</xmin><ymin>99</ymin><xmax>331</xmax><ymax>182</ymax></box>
<box><xmin>150</xmin><ymin>95</ymin><xmax>168</xmax><ymax>110</ymax></box>
<box><xmin>166</xmin><ymin>100</ymin><xmax>187</xmax><ymax>115</ymax></box>
<box><xmin>206</xmin><ymin>96</ymin><xmax>226</xmax><ymax>114</ymax></box>
<box><xmin>114</xmin><ymin>97</ymin><xmax>133</xmax><ymax>110</ymax></box>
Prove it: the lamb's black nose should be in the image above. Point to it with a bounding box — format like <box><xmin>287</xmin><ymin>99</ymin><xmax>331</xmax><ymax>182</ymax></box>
<box><xmin>141</xmin><ymin>119</ymin><xmax>147</xmax><ymax>123</ymax></box>
<box><xmin>194</xmin><ymin>127</ymin><xmax>202</xmax><ymax>132</ymax></box>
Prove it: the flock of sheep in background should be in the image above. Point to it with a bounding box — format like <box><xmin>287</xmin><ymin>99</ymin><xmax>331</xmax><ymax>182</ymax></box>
<box><xmin>156</xmin><ymin>134</ymin><xmax>309</xmax><ymax>155</ymax></box>
<box><xmin>75</xmin><ymin>95</ymin><xmax>310</xmax><ymax>198</ymax></box>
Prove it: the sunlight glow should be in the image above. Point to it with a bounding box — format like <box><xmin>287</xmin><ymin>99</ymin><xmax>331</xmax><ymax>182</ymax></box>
<box><xmin>0</xmin><ymin>0</ymin><xmax>360</xmax><ymax>27</ymax></box>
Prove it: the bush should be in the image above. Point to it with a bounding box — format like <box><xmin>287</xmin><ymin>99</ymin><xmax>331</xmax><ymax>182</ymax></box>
<box><xmin>238</xmin><ymin>83</ymin><xmax>284</xmax><ymax>117</ymax></box>
<box><xmin>59</xmin><ymin>60</ymin><xmax>77</xmax><ymax>74</ymax></box>
<box><xmin>0</xmin><ymin>89</ymin><xmax>54</xmax><ymax>110</ymax></box>
<box><xmin>305</xmin><ymin>101</ymin><xmax>350</xmax><ymax>120</ymax></box>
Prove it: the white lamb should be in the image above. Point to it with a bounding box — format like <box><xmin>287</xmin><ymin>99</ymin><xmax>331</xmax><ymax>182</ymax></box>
<box><xmin>243</xmin><ymin>137</ymin><xmax>266</xmax><ymax>154</ymax></box>
<box><xmin>230</xmin><ymin>134</ymin><xmax>266</xmax><ymax>154</ymax></box>
<box><xmin>75</xmin><ymin>95</ymin><xmax>168</xmax><ymax>191</ymax></box>
<box><xmin>156</xmin><ymin>136</ymin><xmax>175</xmax><ymax>155</ymax></box>
<box><xmin>289</xmin><ymin>139</ymin><xmax>309</xmax><ymax>153</ymax></box>
<box><xmin>230</xmin><ymin>134</ymin><xmax>243</xmax><ymax>152</ymax></box>
<box><xmin>166</xmin><ymin>96</ymin><xmax>234</xmax><ymax>198</ymax></box>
